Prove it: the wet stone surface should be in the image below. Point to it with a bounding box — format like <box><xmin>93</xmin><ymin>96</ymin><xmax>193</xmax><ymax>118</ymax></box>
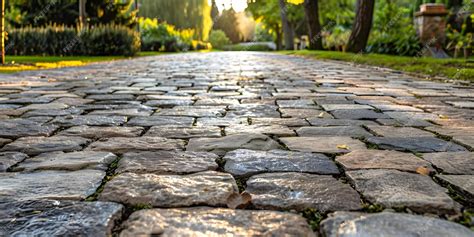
<box><xmin>187</xmin><ymin>133</ymin><xmax>282</xmax><ymax>156</ymax></box>
<box><xmin>99</xmin><ymin>171</ymin><xmax>238</xmax><ymax>207</ymax></box>
<box><xmin>117</xmin><ymin>150</ymin><xmax>218</xmax><ymax>174</ymax></box>
<box><xmin>245</xmin><ymin>172</ymin><xmax>362</xmax><ymax>212</ymax></box>
<box><xmin>0</xmin><ymin>170</ymin><xmax>105</xmax><ymax>201</ymax></box>
<box><xmin>225</xmin><ymin>124</ymin><xmax>295</xmax><ymax>136</ymax></box>
<box><xmin>1</xmin><ymin>52</ymin><xmax>474</xmax><ymax>235</ymax></box>
<box><xmin>320</xmin><ymin>211</ymin><xmax>474</xmax><ymax>237</ymax></box>
<box><xmin>366</xmin><ymin>136</ymin><xmax>468</xmax><ymax>153</ymax></box>
<box><xmin>223</xmin><ymin>149</ymin><xmax>339</xmax><ymax>177</ymax></box>
<box><xmin>120</xmin><ymin>207</ymin><xmax>315</xmax><ymax>237</ymax></box>
<box><xmin>0</xmin><ymin>200</ymin><xmax>123</xmax><ymax>237</ymax></box>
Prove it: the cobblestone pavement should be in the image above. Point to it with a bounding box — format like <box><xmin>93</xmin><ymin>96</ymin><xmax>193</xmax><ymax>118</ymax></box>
<box><xmin>0</xmin><ymin>52</ymin><xmax>473</xmax><ymax>236</ymax></box>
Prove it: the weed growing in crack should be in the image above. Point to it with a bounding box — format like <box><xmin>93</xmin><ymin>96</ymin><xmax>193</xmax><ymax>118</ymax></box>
<box><xmin>301</xmin><ymin>208</ymin><xmax>325</xmax><ymax>232</ymax></box>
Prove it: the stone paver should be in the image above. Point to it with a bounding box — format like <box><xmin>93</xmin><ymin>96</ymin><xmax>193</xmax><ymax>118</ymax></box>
<box><xmin>337</xmin><ymin>150</ymin><xmax>433</xmax><ymax>173</ymax></box>
<box><xmin>120</xmin><ymin>207</ymin><xmax>315</xmax><ymax>237</ymax></box>
<box><xmin>117</xmin><ymin>151</ymin><xmax>218</xmax><ymax>174</ymax></box>
<box><xmin>0</xmin><ymin>119</ymin><xmax>58</xmax><ymax>139</ymax></box>
<box><xmin>321</xmin><ymin>211</ymin><xmax>474</xmax><ymax>237</ymax></box>
<box><xmin>1</xmin><ymin>136</ymin><xmax>90</xmax><ymax>155</ymax></box>
<box><xmin>223</xmin><ymin>149</ymin><xmax>339</xmax><ymax>177</ymax></box>
<box><xmin>144</xmin><ymin>126</ymin><xmax>221</xmax><ymax>138</ymax></box>
<box><xmin>423</xmin><ymin>152</ymin><xmax>474</xmax><ymax>174</ymax></box>
<box><xmin>14</xmin><ymin>151</ymin><xmax>117</xmax><ymax>172</ymax></box>
<box><xmin>0</xmin><ymin>152</ymin><xmax>28</xmax><ymax>172</ymax></box>
<box><xmin>0</xmin><ymin>170</ymin><xmax>104</xmax><ymax>201</ymax></box>
<box><xmin>0</xmin><ymin>200</ymin><xmax>123</xmax><ymax>237</ymax></box>
<box><xmin>436</xmin><ymin>175</ymin><xmax>474</xmax><ymax>202</ymax></box>
<box><xmin>347</xmin><ymin>169</ymin><xmax>460</xmax><ymax>214</ymax></box>
<box><xmin>127</xmin><ymin>116</ymin><xmax>194</xmax><ymax>127</ymax></box>
<box><xmin>99</xmin><ymin>171</ymin><xmax>238</xmax><ymax>207</ymax></box>
<box><xmin>50</xmin><ymin>115</ymin><xmax>127</xmax><ymax>127</ymax></box>
<box><xmin>1</xmin><ymin>52</ymin><xmax>474</xmax><ymax>235</ymax></box>
<box><xmin>87</xmin><ymin>137</ymin><xmax>184</xmax><ymax>154</ymax></box>
<box><xmin>59</xmin><ymin>125</ymin><xmax>144</xmax><ymax>139</ymax></box>
<box><xmin>0</xmin><ymin>138</ymin><xmax>11</xmax><ymax>147</ymax></box>
<box><xmin>187</xmin><ymin>133</ymin><xmax>282</xmax><ymax>155</ymax></box>
<box><xmin>246</xmin><ymin>172</ymin><xmax>362</xmax><ymax>212</ymax></box>
<box><xmin>366</xmin><ymin>125</ymin><xmax>435</xmax><ymax>137</ymax></box>
<box><xmin>366</xmin><ymin>136</ymin><xmax>468</xmax><ymax>153</ymax></box>
<box><xmin>280</xmin><ymin>136</ymin><xmax>367</xmax><ymax>154</ymax></box>
<box><xmin>225</xmin><ymin>124</ymin><xmax>295</xmax><ymax>136</ymax></box>
<box><xmin>330</xmin><ymin>109</ymin><xmax>389</xmax><ymax>120</ymax></box>
<box><xmin>296</xmin><ymin>126</ymin><xmax>371</xmax><ymax>138</ymax></box>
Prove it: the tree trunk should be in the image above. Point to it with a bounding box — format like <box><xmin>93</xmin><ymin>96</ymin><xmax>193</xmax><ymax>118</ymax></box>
<box><xmin>275</xmin><ymin>24</ymin><xmax>282</xmax><ymax>50</ymax></box>
<box><xmin>346</xmin><ymin>0</ymin><xmax>375</xmax><ymax>53</ymax></box>
<box><xmin>304</xmin><ymin>0</ymin><xmax>323</xmax><ymax>50</ymax></box>
<box><xmin>1</xmin><ymin>0</ymin><xmax>4</xmax><ymax>64</ymax></box>
<box><xmin>279</xmin><ymin>0</ymin><xmax>294</xmax><ymax>50</ymax></box>
<box><xmin>79</xmin><ymin>0</ymin><xmax>87</xmax><ymax>28</ymax></box>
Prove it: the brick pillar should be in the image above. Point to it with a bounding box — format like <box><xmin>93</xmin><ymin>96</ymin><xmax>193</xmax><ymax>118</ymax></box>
<box><xmin>414</xmin><ymin>3</ymin><xmax>448</xmax><ymax>47</ymax></box>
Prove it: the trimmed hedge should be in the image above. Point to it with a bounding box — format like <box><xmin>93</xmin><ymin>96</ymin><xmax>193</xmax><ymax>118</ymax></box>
<box><xmin>7</xmin><ymin>24</ymin><xmax>141</xmax><ymax>56</ymax></box>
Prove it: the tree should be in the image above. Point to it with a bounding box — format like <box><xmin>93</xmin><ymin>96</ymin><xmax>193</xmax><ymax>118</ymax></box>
<box><xmin>279</xmin><ymin>0</ymin><xmax>294</xmax><ymax>50</ymax></box>
<box><xmin>346</xmin><ymin>0</ymin><xmax>375</xmax><ymax>53</ymax></box>
<box><xmin>86</xmin><ymin>0</ymin><xmax>136</xmax><ymax>27</ymax></box>
<box><xmin>79</xmin><ymin>0</ymin><xmax>86</xmax><ymax>28</ymax></box>
<box><xmin>8</xmin><ymin>0</ymin><xmax>136</xmax><ymax>28</ymax></box>
<box><xmin>304</xmin><ymin>0</ymin><xmax>322</xmax><ymax>50</ymax></box>
<box><xmin>1</xmin><ymin>0</ymin><xmax>4</xmax><ymax>64</ymax></box>
<box><xmin>139</xmin><ymin>0</ymin><xmax>212</xmax><ymax>41</ymax></box>
<box><xmin>246</xmin><ymin>0</ymin><xmax>283</xmax><ymax>49</ymax></box>
<box><xmin>213</xmin><ymin>8</ymin><xmax>241</xmax><ymax>43</ymax></box>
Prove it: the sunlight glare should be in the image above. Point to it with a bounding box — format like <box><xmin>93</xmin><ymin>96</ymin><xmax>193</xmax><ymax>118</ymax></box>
<box><xmin>213</xmin><ymin>0</ymin><xmax>248</xmax><ymax>12</ymax></box>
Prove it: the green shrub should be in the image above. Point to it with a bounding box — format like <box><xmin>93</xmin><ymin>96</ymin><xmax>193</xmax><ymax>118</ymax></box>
<box><xmin>209</xmin><ymin>30</ymin><xmax>231</xmax><ymax>49</ymax></box>
<box><xmin>139</xmin><ymin>17</ymin><xmax>197</xmax><ymax>52</ymax></box>
<box><xmin>367</xmin><ymin>1</ymin><xmax>421</xmax><ymax>56</ymax></box>
<box><xmin>368</xmin><ymin>25</ymin><xmax>422</xmax><ymax>56</ymax></box>
<box><xmin>7</xmin><ymin>24</ymin><xmax>140</xmax><ymax>56</ymax></box>
<box><xmin>322</xmin><ymin>27</ymin><xmax>351</xmax><ymax>51</ymax></box>
<box><xmin>80</xmin><ymin>25</ymin><xmax>141</xmax><ymax>56</ymax></box>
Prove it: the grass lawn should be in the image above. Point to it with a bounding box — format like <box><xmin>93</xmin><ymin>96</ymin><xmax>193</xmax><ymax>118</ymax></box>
<box><xmin>0</xmin><ymin>51</ymin><xmax>166</xmax><ymax>74</ymax></box>
<box><xmin>281</xmin><ymin>50</ymin><xmax>473</xmax><ymax>82</ymax></box>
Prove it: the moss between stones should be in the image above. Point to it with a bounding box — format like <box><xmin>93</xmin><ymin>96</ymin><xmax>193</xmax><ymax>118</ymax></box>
<box><xmin>301</xmin><ymin>208</ymin><xmax>326</xmax><ymax>232</ymax></box>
